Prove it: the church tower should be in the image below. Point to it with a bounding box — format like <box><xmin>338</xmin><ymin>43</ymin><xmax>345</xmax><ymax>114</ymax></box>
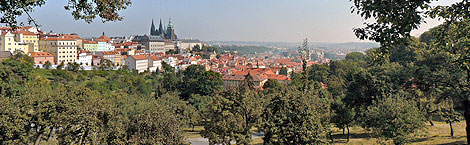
<box><xmin>150</xmin><ymin>19</ymin><xmax>157</xmax><ymax>35</ymax></box>
<box><xmin>165</xmin><ymin>17</ymin><xmax>178</xmax><ymax>40</ymax></box>
<box><xmin>159</xmin><ymin>19</ymin><xmax>165</xmax><ymax>38</ymax></box>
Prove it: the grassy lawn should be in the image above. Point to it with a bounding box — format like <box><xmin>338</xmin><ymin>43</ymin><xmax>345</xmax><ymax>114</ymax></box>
<box><xmin>33</xmin><ymin>69</ymin><xmax>53</xmax><ymax>78</ymax></box>
<box><xmin>188</xmin><ymin>121</ymin><xmax>468</xmax><ymax>145</ymax></box>
<box><xmin>331</xmin><ymin>121</ymin><xmax>467</xmax><ymax>145</ymax></box>
<box><xmin>184</xmin><ymin>126</ymin><xmax>204</xmax><ymax>139</ymax></box>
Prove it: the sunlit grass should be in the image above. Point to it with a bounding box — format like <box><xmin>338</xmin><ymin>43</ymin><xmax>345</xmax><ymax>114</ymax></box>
<box><xmin>185</xmin><ymin>121</ymin><xmax>468</xmax><ymax>145</ymax></box>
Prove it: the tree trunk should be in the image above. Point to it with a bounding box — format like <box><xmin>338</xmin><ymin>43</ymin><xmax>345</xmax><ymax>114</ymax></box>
<box><xmin>329</xmin><ymin>132</ymin><xmax>334</xmax><ymax>142</ymax></box>
<box><xmin>466</xmin><ymin>69</ymin><xmax>470</xmax><ymax>144</ymax></box>
<box><xmin>464</xmin><ymin>99</ymin><xmax>470</xmax><ymax>144</ymax></box>
<box><xmin>347</xmin><ymin>125</ymin><xmax>350</xmax><ymax>142</ymax></box>
<box><xmin>47</xmin><ymin>126</ymin><xmax>54</xmax><ymax>141</ymax></box>
<box><xmin>343</xmin><ymin>128</ymin><xmax>345</xmax><ymax>135</ymax></box>
<box><xmin>34</xmin><ymin>132</ymin><xmax>43</xmax><ymax>145</ymax></box>
<box><xmin>450</xmin><ymin>122</ymin><xmax>454</xmax><ymax>137</ymax></box>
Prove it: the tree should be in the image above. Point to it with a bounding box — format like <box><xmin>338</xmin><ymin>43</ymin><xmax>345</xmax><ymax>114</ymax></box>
<box><xmin>56</xmin><ymin>61</ymin><xmax>64</xmax><ymax>70</ymax></box>
<box><xmin>279</xmin><ymin>67</ymin><xmax>289</xmax><ymax>76</ymax></box>
<box><xmin>331</xmin><ymin>101</ymin><xmax>355</xmax><ymax>142</ymax></box>
<box><xmin>65</xmin><ymin>62</ymin><xmax>81</xmax><ymax>72</ymax></box>
<box><xmin>307</xmin><ymin>64</ymin><xmax>330</xmax><ymax>83</ymax></box>
<box><xmin>438</xmin><ymin>99</ymin><xmax>463</xmax><ymax>137</ymax></box>
<box><xmin>363</xmin><ymin>93</ymin><xmax>425</xmax><ymax>145</ymax></box>
<box><xmin>98</xmin><ymin>59</ymin><xmax>115</xmax><ymax>71</ymax></box>
<box><xmin>1</xmin><ymin>0</ymin><xmax>131</xmax><ymax>28</ymax></box>
<box><xmin>201</xmin><ymin>88</ymin><xmax>263</xmax><ymax>145</ymax></box>
<box><xmin>0</xmin><ymin>57</ymin><xmax>34</xmax><ymax>98</ymax></box>
<box><xmin>43</xmin><ymin>61</ymin><xmax>52</xmax><ymax>69</ymax></box>
<box><xmin>262</xmin><ymin>79</ymin><xmax>281</xmax><ymax>90</ymax></box>
<box><xmin>261</xmin><ymin>87</ymin><xmax>331</xmax><ymax>144</ymax></box>
<box><xmin>351</xmin><ymin>1</ymin><xmax>470</xmax><ymax>143</ymax></box>
<box><xmin>192</xmin><ymin>44</ymin><xmax>201</xmax><ymax>51</ymax></box>
<box><xmin>345</xmin><ymin>52</ymin><xmax>366</xmax><ymax>62</ymax></box>
<box><xmin>181</xmin><ymin>65</ymin><xmax>223</xmax><ymax>100</ymax></box>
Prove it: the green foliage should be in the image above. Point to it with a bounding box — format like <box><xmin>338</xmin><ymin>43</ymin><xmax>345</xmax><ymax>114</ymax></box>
<box><xmin>1</xmin><ymin>0</ymin><xmax>131</xmax><ymax>28</ymax></box>
<box><xmin>438</xmin><ymin>99</ymin><xmax>463</xmax><ymax>137</ymax></box>
<box><xmin>65</xmin><ymin>62</ymin><xmax>81</xmax><ymax>72</ymax></box>
<box><xmin>181</xmin><ymin>65</ymin><xmax>223</xmax><ymax>100</ymax></box>
<box><xmin>279</xmin><ymin>67</ymin><xmax>289</xmax><ymax>76</ymax></box>
<box><xmin>307</xmin><ymin>64</ymin><xmax>330</xmax><ymax>83</ymax></box>
<box><xmin>345</xmin><ymin>52</ymin><xmax>366</xmax><ymax>62</ymax></box>
<box><xmin>193</xmin><ymin>45</ymin><xmax>219</xmax><ymax>54</ymax></box>
<box><xmin>43</xmin><ymin>61</ymin><xmax>52</xmax><ymax>69</ymax></box>
<box><xmin>351</xmin><ymin>0</ymin><xmax>432</xmax><ymax>53</ymax></box>
<box><xmin>261</xmin><ymin>87</ymin><xmax>331</xmax><ymax>144</ymax></box>
<box><xmin>0</xmin><ymin>58</ymin><xmax>34</xmax><ymax>98</ymax></box>
<box><xmin>98</xmin><ymin>59</ymin><xmax>115</xmax><ymax>71</ymax></box>
<box><xmin>56</xmin><ymin>61</ymin><xmax>64</xmax><ymax>70</ymax></box>
<box><xmin>363</xmin><ymin>94</ymin><xmax>426</xmax><ymax>145</ymax></box>
<box><xmin>201</xmin><ymin>88</ymin><xmax>263</xmax><ymax>145</ymax></box>
<box><xmin>262</xmin><ymin>79</ymin><xmax>281</xmax><ymax>90</ymax></box>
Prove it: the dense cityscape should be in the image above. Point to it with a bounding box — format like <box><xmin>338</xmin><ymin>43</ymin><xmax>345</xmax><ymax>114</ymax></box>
<box><xmin>0</xmin><ymin>18</ymin><xmax>343</xmax><ymax>90</ymax></box>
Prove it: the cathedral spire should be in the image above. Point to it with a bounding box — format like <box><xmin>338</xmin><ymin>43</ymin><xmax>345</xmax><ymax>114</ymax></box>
<box><xmin>150</xmin><ymin>19</ymin><xmax>156</xmax><ymax>35</ymax></box>
<box><xmin>159</xmin><ymin>18</ymin><xmax>164</xmax><ymax>36</ymax></box>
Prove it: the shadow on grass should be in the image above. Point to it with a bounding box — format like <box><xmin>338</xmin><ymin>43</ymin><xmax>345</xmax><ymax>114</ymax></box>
<box><xmin>410</xmin><ymin>135</ymin><xmax>466</xmax><ymax>144</ymax></box>
<box><xmin>437</xmin><ymin>141</ymin><xmax>466</xmax><ymax>145</ymax></box>
<box><xmin>332</xmin><ymin>132</ymin><xmax>372</xmax><ymax>143</ymax></box>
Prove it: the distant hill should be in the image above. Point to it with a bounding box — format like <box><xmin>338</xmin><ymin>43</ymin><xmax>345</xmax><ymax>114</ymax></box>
<box><xmin>205</xmin><ymin>41</ymin><xmax>380</xmax><ymax>53</ymax></box>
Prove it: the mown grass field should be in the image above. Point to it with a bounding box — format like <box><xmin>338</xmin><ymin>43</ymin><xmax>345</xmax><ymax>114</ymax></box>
<box><xmin>187</xmin><ymin>121</ymin><xmax>467</xmax><ymax>145</ymax></box>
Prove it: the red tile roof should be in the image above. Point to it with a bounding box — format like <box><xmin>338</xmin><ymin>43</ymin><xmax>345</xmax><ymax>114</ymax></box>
<box><xmin>13</xmin><ymin>30</ymin><xmax>37</xmax><ymax>35</ymax></box>
<box><xmin>40</xmin><ymin>37</ymin><xmax>75</xmax><ymax>41</ymax></box>
<box><xmin>130</xmin><ymin>55</ymin><xmax>148</xmax><ymax>60</ymax></box>
<box><xmin>97</xmin><ymin>35</ymin><xmax>111</xmax><ymax>42</ymax></box>
<box><xmin>148</xmin><ymin>56</ymin><xmax>161</xmax><ymax>61</ymax></box>
<box><xmin>100</xmin><ymin>51</ymin><xmax>119</xmax><ymax>55</ymax></box>
<box><xmin>223</xmin><ymin>75</ymin><xmax>246</xmax><ymax>81</ymax></box>
<box><xmin>28</xmin><ymin>52</ymin><xmax>53</xmax><ymax>57</ymax></box>
<box><xmin>83</xmin><ymin>39</ymin><xmax>98</xmax><ymax>44</ymax></box>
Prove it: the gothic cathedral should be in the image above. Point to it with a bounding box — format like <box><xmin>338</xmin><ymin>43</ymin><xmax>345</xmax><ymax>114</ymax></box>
<box><xmin>150</xmin><ymin>17</ymin><xmax>178</xmax><ymax>40</ymax></box>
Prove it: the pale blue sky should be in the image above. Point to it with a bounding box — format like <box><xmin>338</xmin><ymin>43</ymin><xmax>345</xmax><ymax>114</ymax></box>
<box><xmin>14</xmin><ymin>0</ymin><xmax>459</xmax><ymax>43</ymax></box>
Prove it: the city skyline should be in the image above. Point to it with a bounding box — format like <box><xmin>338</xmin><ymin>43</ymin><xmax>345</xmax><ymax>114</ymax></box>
<box><xmin>16</xmin><ymin>0</ymin><xmax>459</xmax><ymax>43</ymax></box>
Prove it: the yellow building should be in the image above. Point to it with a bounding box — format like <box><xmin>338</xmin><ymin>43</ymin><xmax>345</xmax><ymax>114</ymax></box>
<box><xmin>14</xmin><ymin>31</ymin><xmax>39</xmax><ymax>52</ymax></box>
<box><xmin>0</xmin><ymin>31</ymin><xmax>29</xmax><ymax>54</ymax></box>
<box><xmin>39</xmin><ymin>37</ymin><xmax>78</xmax><ymax>64</ymax></box>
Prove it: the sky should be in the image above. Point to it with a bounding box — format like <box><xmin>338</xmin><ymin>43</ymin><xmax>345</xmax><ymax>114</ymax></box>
<box><xmin>14</xmin><ymin>0</ymin><xmax>460</xmax><ymax>43</ymax></box>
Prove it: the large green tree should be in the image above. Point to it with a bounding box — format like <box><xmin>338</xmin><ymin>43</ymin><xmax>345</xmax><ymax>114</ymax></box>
<box><xmin>201</xmin><ymin>88</ymin><xmax>262</xmax><ymax>145</ymax></box>
<box><xmin>0</xmin><ymin>0</ymin><xmax>131</xmax><ymax>28</ymax></box>
<box><xmin>261</xmin><ymin>87</ymin><xmax>331</xmax><ymax>144</ymax></box>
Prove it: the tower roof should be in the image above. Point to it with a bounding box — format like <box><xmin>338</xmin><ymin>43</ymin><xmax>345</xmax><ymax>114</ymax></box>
<box><xmin>150</xmin><ymin>19</ymin><xmax>157</xmax><ymax>35</ymax></box>
<box><xmin>168</xmin><ymin>17</ymin><xmax>174</xmax><ymax>28</ymax></box>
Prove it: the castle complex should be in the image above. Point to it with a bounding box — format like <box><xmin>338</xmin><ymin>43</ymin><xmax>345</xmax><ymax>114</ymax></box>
<box><xmin>150</xmin><ymin>18</ymin><xmax>177</xmax><ymax>40</ymax></box>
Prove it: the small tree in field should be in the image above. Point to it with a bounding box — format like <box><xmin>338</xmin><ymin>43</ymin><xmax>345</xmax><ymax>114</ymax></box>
<box><xmin>438</xmin><ymin>99</ymin><xmax>463</xmax><ymax>137</ymax></box>
<box><xmin>363</xmin><ymin>93</ymin><xmax>426</xmax><ymax>145</ymax></box>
